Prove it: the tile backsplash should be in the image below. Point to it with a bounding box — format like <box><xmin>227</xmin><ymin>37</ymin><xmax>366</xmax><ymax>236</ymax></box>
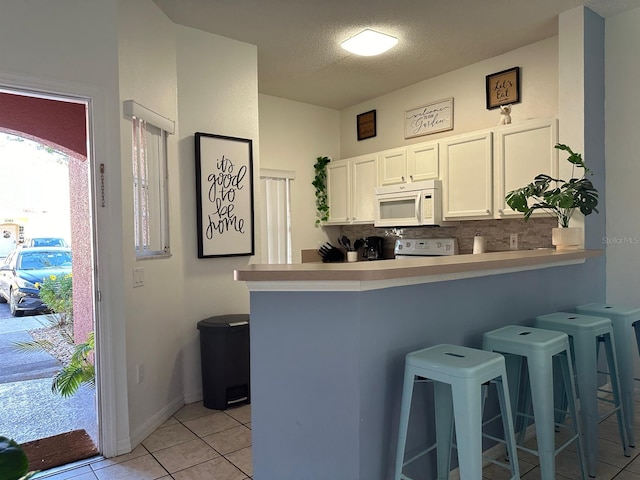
<box><xmin>339</xmin><ymin>217</ymin><xmax>558</xmax><ymax>256</ymax></box>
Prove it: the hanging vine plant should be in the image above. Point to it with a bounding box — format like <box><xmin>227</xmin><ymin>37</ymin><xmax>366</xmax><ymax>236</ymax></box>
<box><xmin>312</xmin><ymin>156</ymin><xmax>331</xmax><ymax>226</ymax></box>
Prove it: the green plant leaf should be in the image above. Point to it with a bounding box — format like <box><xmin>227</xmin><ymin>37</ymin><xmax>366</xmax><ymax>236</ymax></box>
<box><xmin>313</xmin><ymin>156</ymin><xmax>331</xmax><ymax>225</ymax></box>
<box><xmin>51</xmin><ymin>332</ymin><xmax>95</xmax><ymax>398</ymax></box>
<box><xmin>0</xmin><ymin>436</ymin><xmax>28</xmax><ymax>480</ymax></box>
<box><xmin>504</xmin><ymin>143</ymin><xmax>598</xmax><ymax>224</ymax></box>
<box><xmin>12</xmin><ymin>339</ymin><xmax>55</xmax><ymax>353</ymax></box>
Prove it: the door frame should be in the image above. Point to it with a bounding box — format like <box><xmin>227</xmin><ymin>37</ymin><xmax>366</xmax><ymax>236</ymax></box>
<box><xmin>0</xmin><ymin>72</ymin><xmax>123</xmax><ymax>458</ymax></box>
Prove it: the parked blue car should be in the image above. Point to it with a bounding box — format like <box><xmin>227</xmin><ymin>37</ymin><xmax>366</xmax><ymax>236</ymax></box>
<box><xmin>0</xmin><ymin>247</ymin><xmax>72</xmax><ymax>317</ymax></box>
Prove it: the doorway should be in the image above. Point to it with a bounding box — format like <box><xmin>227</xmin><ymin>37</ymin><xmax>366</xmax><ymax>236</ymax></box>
<box><xmin>0</xmin><ymin>89</ymin><xmax>100</xmax><ymax>462</ymax></box>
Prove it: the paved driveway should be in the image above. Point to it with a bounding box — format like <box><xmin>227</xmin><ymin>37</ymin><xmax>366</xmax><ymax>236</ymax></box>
<box><xmin>0</xmin><ymin>303</ymin><xmax>97</xmax><ymax>444</ymax></box>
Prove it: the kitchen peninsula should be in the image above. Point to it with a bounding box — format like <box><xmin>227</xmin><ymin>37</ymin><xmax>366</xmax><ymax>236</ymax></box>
<box><xmin>235</xmin><ymin>249</ymin><xmax>603</xmax><ymax>479</ymax></box>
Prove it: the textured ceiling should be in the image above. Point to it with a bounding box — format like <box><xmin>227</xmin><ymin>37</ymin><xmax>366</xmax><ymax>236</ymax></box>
<box><xmin>153</xmin><ymin>0</ymin><xmax>640</xmax><ymax>110</ymax></box>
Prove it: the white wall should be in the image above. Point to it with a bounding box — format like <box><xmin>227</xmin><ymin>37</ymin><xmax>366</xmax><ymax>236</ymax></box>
<box><xmin>340</xmin><ymin>37</ymin><xmax>558</xmax><ymax>158</ymax></box>
<box><xmin>258</xmin><ymin>95</ymin><xmax>340</xmax><ymax>260</ymax></box>
<box><xmin>0</xmin><ymin>0</ymin><xmax>128</xmax><ymax>457</ymax></box>
<box><xmin>175</xmin><ymin>26</ymin><xmax>259</xmax><ymax>403</ymax></box>
<box><xmin>605</xmin><ymin>6</ymin><xmax>640</xmax><ymax>303</ymax></box>
<box><xmin>117</xmin><ymin>0</ymin><xmax>185</xmax><ymax>450</ymax></box>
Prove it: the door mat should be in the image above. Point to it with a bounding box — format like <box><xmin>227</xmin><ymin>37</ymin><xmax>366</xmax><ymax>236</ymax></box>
<box><xmin>21</xmin><ymin>429</ymin><xmax>98</xmax><ymax>473</ymax></box>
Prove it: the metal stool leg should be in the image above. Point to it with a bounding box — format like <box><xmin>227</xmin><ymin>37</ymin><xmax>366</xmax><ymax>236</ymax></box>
<box><xmin>395</xmin><ymin>368</ymin><xmax>416</xmax><ymax>480</ymax></box>
<box><xmin>602</xmin><ymin>332</ymin><xmax>631</xmax><ymax>456</ymax></box>
<box><xmin>451</xmin><ymin>378</ymin><xmax>483</xmax><ymax>480</ymax></box>
<box><xmin>528</xmin><ymin>351</ymin><xmax>557</xmax><ymax>479</ymax></box>
<box><xmin>559</xmin><ymin>348</ymin><xmax>588</xmax><ymax>480</ymax></box>
<box><xmin>434</xmin><ymin>381</ymin><xmax>454</xmax><ymax>480</ymax></box>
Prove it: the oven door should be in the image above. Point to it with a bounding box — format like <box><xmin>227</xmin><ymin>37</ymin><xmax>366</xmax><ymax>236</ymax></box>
<box><xmin>374</xmin><ymin>190</ymin><xmax>422</xmax><ymax>227</ymax></box>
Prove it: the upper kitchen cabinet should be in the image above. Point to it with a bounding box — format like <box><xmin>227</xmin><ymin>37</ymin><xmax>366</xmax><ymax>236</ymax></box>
<box><xmin>326</xmin><ymin>153</ymin><xmax>377</xmax><ymax>225</ymax></box>
<box><xmin>326</xmin><ymin>159</ymin><xmax>349</xmax><ymax>224</ymax></box>
<box><xmin>378</xmin><ymin>148</ymin><xmax>407</xmax><ymax>186</ymax></box>
<box><xmin>441</xmin><ymin>130</ymin><xmax>493</xmax><ymax>220</ymax></box>
<box><xmin>378</xmin><ymin>141</ymin><xmax>439</xmax><ymax>186</ymax></box>
<box><xmin>493</xmin><ymin>118</ymin><xmax>558</xmax><ymax>218</ymax></box>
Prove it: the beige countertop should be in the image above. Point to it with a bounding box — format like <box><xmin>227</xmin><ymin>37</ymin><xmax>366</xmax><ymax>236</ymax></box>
<box><xmin>234</xmin><ymin>249</ymin><xmax>603</xmax><ymax>291</ymax></box>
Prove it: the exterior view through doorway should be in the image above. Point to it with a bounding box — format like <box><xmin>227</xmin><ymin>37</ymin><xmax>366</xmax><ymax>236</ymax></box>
<box><xmin>0</xmin><ymin>88</ymin><xmax>100</xmax><ymax>466</ymax></box>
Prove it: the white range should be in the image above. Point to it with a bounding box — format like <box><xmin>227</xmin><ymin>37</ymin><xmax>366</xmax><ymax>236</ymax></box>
<box><xmin>393</xmin><ymin>237</ymin><xmax>458</xmax><ymax>258</ymax></box>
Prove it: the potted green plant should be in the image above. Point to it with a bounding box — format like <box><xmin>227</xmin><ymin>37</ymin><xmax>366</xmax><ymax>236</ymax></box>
<box><xmin>505</xmin><ymin>143</ymin><xmax>598</xmax><ymax>250</ymax></box>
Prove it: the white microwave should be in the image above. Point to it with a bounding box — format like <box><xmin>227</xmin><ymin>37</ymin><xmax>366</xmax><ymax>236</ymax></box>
<box><xmin>374</xmin><ymin>179</ymin><xmax>455</xmax><ymax>227</ymax></box>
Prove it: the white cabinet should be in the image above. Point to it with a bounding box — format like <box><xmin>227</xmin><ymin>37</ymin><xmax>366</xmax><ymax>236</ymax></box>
<box><xmin>407</xmin><ymin>141</ymin><xmax>439</xmax><ymax>183</ymax></box>
<box><xmin>326</xmin><ymin>154</ymin><xmax>377</xmax><ymax>224</ymax></box>
<box><xmin>326</xmin><ymin>160</ymin><xmax>349</xmax><ymax>224</ymax></box>
<box><xmin>378</xmin><ymin>148</ymin><xmax>407</xmax><ymax>186</ymax></box>
<box><xmin>378</xmin><ymin>141</ymin><xmax>438</xmax><ymax>186</ymax></box>
<box><xmin>494</xmin><ymin>119</ymin><xmax>559</xmax><ymax>218</ymax></box>
<box><xmin>441</xmin><ymin>130</ymin><xmax>493</xmax><ymax>220</ymax></box>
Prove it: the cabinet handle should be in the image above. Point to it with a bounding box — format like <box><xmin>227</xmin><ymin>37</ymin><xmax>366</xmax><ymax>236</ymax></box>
<box><xmin>486</xmin><ymin>209</ymin><xmax>491</xmax><ymax>214</ymax></box>
<box><xmin>410</xmin><ymin>175</ymin><xmax>413</xmax><ymax>181</ymax></box>
<box><xmin>401</xmin><ymin>176</ymin><xmax>405</xmax><ymax>182</ymax></box>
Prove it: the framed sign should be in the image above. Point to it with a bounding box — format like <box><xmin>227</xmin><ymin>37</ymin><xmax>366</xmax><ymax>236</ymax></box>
<box><xmin>357</xmin><ymin>109</ymin><xmax>376</xmax><ymax>141</ymax></box>
<box><xmin>486</xmin><ymin>66</ymin><xmax>520</xmax><ymax>110</ymax></box>
<box><xmin>404</xmin><ymin>97</ymin><xmax>453</xmax><ymax>139</ymax></box>
<box><xmin>195</xmin><ymin>132</ymin><xmax>254</xmax><ymax>258</ymax></box>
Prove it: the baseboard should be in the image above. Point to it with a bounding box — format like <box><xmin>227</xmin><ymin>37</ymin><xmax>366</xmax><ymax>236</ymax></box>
<box><xmin>127</xmin><ymin>395</ymin><xmax>184</xmax><ymax>453</ymax></box>
<box><xmin>183</xmin><ymin>388</ymin><xmax>203</xmax><ymax>405</ymax></box>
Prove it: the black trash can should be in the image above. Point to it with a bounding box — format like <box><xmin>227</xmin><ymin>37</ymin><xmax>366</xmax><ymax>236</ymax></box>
<box><xmin>197</xmin><ymin>314</ymin><xmax>250</xmax><ymax>410</ymax></box>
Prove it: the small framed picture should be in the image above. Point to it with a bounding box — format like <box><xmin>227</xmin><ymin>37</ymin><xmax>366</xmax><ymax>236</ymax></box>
<box><xmin>486</xmin><ymin>67</ymin><xmax>520</xmax><ymax>110</ymax></box>
<box><xmin>356</xmin><ymin>110</ymin><xmax>376</xmax><ymax>141</ymax></box>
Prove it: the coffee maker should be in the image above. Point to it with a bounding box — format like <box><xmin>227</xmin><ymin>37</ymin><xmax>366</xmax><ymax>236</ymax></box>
<box><xmin>362</xmin><ymin>236</ymin><xmax>384</xmax><ymax>260</ymax></box>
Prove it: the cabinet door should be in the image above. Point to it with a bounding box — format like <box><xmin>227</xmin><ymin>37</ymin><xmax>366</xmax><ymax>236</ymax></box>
<box><xmin>378</xmin><ymin>148</ymin><xmax>407</xmax><ymax>186</ymax></box>
<box><xmin>441</xmin><ymin>131</ymin><xmax>493</xmax><ymax>220</ymax></box>
<box><xmin>407</xmin><ymin>141</ymin><xmax>438</xmax><ymax>182</ymax></box>
<box><xmin>350</xmin><ymin>154</ymin><xmax>377</xmax><ymax>223</ymax></box>
<box><xmin>326</xmin><ymin>160</ymin><xmax>349</xmax><ymax>224</ymax></box>
<box><xmin>494</xmin><ymin>119</ymin><xmax>558</xmax><ymax>218</ymax></box>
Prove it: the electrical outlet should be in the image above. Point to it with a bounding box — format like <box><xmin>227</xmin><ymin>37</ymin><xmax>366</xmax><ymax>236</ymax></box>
<box><xmin>133</xmin><ymin>267</ymin><xmax>144</xmax><ymax>287</ymax></box>
<box><xmin>510</xmin><ymin>233</ymin><xmax>519</xmax><ymax>250</ymax></box>
<box><xmin>136</xmin><ymin>363</ymin><xmax>145</xmax><ymax>384</ymax></box>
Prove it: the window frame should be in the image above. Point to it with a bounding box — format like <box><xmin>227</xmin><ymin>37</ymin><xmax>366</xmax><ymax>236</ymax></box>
<box><xmin>125</xmin><ymin>100</ymin><xmax>174</xmax><ymax>260</ymax></box>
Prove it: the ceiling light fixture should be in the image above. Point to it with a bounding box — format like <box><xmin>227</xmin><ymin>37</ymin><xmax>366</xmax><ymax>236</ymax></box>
<box><xmin>341</xmin><ymin>29</ymin><xmax>398</xmax><ymax>57</ymax></box>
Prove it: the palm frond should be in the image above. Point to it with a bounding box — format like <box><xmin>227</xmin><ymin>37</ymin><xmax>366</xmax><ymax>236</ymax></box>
<box><xmin>12</xmin><ymin>339</ymin><xmax>54</xmax><ymax>353</ymax></box>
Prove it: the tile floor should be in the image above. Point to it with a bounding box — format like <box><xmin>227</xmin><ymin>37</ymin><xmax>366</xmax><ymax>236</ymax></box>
<box><xmin>481</xmin><ymin>396</ymin><xmax>640</xmax><ymax>480</ymax></box>
<box><xmin>35</xmin><ymin>402</ymin><xmax>252</xmax><ymax>480</ymax></box>
<box><xmin>32</xmin><ymin>396</ymin><xmax>640</xmax><ymax>479</ymax></box>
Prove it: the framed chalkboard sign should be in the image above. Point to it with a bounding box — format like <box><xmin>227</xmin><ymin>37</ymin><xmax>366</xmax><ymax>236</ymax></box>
<box><xmin>195</xmin><ymin>132</ymin><xmax>254</xmax><ymax>258</ymax></box>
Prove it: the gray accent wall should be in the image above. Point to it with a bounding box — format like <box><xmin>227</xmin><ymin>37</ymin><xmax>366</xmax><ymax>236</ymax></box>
<box><xmin>249</xmin><ymin>258</ymin><xmax>604</xmax><ymax>479</ymax></box>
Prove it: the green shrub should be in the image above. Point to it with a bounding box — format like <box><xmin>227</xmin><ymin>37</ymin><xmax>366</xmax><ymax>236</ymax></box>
<box><xmin>36</xmin><ymin>273</ymin><xmax>73</xmax><ymax>324</ymax></box>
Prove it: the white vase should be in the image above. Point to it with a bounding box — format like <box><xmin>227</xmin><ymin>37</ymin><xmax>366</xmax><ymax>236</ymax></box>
<box><xmin>552</xmin><ymin>227</ymin><xmax>582</xmax><ymax>251</ymax></box>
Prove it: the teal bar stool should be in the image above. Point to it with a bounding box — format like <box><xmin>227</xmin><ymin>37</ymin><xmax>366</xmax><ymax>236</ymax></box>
<box><xmin>576</xmin><ymin>303</ymin><xmax>640</xmax><ymax>447</ymax></box>
<box><xmin>483</xmin><ymin>325</ymin><xmax>587</xmax><ymax>480</ymax></box>
<box><xmin>395</xmin><ymin>344</ymin><xmax>519</xmax><ymax>480</ymax></box>
<box><xmin>535</xmin><ymin>312</ymin><xmax>630</xmax><ymax>477</ymax></box>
